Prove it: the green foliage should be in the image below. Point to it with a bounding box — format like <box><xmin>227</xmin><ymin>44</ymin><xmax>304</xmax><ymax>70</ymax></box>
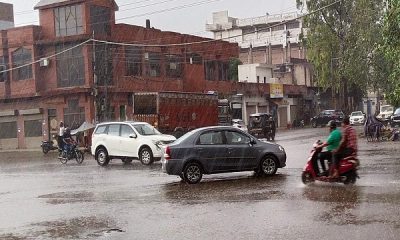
<box><xmin>300</xmin><ymin>0</ymin><xmax>388</xmax><ymax>103</ymax></box>
<box><xmin>383</xmin><ymin>0</ymin><xmax>400</xmax><ymax>106</ymax></box>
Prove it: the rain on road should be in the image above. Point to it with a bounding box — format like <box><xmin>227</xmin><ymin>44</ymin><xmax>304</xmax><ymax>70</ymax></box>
<box><xmin>0</xmin><ymin>127</ymin><xmax>399</xmax><ymax>240</ymax></box>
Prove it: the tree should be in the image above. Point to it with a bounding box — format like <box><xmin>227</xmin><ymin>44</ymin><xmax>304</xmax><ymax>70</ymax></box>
<box><xmin>297</xmin><ymin>0</ymin><xmax>388</xmax><ymax>111</ymax></box>
<box><xmin>382</xmin><ymin>0</ymin><xmax>400</xmax><ymax>106</ymax></box>
<box><xmin>228</xmin><ymin>58</ymin><xmax>242</xmax><ymax>82</ymax></box>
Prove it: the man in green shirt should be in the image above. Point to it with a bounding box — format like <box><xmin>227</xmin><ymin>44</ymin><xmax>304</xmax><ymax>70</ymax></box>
<box><xmin>313</xmin><ymin>120</ymin><xmax>342</xmax><ymax>176</ymax></box>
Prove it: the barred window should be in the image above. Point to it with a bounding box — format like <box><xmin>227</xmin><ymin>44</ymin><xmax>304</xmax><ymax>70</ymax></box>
<box><xmin>12</xmin><ymin>48</ymin><xmax>32</xmax><ymax>81</ymax></box>
<box><xmin>165</xmin><ymin>54</ymin><xmax>183</xmax><ymax>78</ymax></box>
<box><xmin>0</xmin><ymin>56</ymin><xmax>7</xmax><ymax>82</ymax></box>
<box><xmin>204</xmin><ymin>60</ymin><xmax>216</xmax><ymax>81</ymax></box>
<box><xmin>145</xmin><ymin>52</ymin><xmax>162</xmax><ymax>77</ymax></box>
<box><xmin>54</xmin><ymin>5</ymin><xmax>83</xmax><ymax>37</ymax></box>
<box><xmin>64</xmin><ymin>99</ymin><xmax>85</xmax><ymax>129</ymax></box>
<box><xmin>56</xmin><ymin>43</ymin><xmax>85</xmax><ymax>87</ymax></box>
<box><xmin>125</xmin><ymin>46</ymin><xmax>142</xmax><ymax>76</ymax></box>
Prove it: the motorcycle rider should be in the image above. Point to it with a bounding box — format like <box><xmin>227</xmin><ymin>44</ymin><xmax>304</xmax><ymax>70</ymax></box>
<box><xmin>314</xmin><ymin>120</ymin><xmax>342</xmax><ymax>176</ymax></box>
<box><xmin>331</xmin><ymin>116</ymin><xmax>358</xmax><ymax>178</ymax></box>
<box><xmin>62</xmin><ymin>127</ymin><xmax>75</xmax><ymax>158</ymax></box>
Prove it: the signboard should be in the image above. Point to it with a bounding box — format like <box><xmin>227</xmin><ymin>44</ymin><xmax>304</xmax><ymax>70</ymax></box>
<box><xmin>270</xmin><ymin>83</ymin><xmax>284</xmax><ymax>98</ymax></box>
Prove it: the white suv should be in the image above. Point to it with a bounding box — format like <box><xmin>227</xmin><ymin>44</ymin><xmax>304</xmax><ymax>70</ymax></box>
<box><xmin>91</xmin><ymin>122</ymin><xmax>176</xmax><ymax>166</ymax></box>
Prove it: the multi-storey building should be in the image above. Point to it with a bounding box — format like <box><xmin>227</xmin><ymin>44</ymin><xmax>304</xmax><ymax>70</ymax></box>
<box><xmin>0</xmin><ymin>2</ymin><xmax>14</xmax><ymax>30</ymax></box>
<box><xmin>207</xmin><ymin>10</ymin><xmax>315</xmax><ymax>127</ymax></box>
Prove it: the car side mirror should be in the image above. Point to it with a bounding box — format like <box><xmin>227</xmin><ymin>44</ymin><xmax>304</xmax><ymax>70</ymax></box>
<box><xmin>129</xmin><ymin>134</ymin><xmax>137</xmax><ymax>139</ymax></box>
<box><xmin>249</xmin><ymin>139</ymin><xmax>257</xmax><ymax>145</ymax></box>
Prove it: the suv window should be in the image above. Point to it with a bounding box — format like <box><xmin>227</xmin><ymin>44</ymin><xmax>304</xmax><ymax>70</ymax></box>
<box><xmin>108</xmin><ymin>124</ymin><xmax>120</xmax><ymax>136</ymax></box>
<box><xmin>225</xmin><ymin>131</ymin><xmax>249</xmax><ymax>145</ymax></box>
<box><xmin>198</xmin><ymin>131</ymin><xmax>224</xmax><ymax>145</ymax></box>
<box><xmin>95</xmin><ymin>125</ymin><xmax>107</xmax><ymax>134</ymax></box>
<box><xmin>120</xmin><ymin>124</ymin><xmax>135</xmax><ymax>138</ymax></box>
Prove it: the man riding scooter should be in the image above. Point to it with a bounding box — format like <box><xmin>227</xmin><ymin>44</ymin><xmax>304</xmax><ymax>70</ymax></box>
<box><xmin>331</xmin><ymin>116</ymin><xmax>358</xmax><ymax>178</ymax></box>
<box><xmin>314</xmin><ymin>120</ymin><xmax>342</xmax><ymax>176</ymax></box>
<box><xmin>62</xmin><ymin>128</ymin><xmax>76</xmax><ymax>158</ymax></box>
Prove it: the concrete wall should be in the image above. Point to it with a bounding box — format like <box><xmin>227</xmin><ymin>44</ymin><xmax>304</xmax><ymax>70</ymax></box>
<box><xmin>238</xmin><ymin>64</ymin><xmax>273</xmax><ymax>83</ymax></box>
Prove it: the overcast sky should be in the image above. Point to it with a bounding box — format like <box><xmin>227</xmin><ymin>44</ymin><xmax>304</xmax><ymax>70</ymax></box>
<box><xmin>3</xmin><ymin>0</ymin><xmax>297</xmax><ymax>37</ymax></box>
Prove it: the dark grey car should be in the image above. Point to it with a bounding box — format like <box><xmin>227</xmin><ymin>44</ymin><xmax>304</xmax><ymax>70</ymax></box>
<box><xmin>162</xmin><ymin>126</ymin><xmax>286</xmax><ymax>184</ymax></box>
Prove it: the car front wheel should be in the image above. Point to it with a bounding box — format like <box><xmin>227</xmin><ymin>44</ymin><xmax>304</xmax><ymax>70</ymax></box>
<box><xmin>139</xmin><ymin>147</ymin><xmax>154</xmax><ymax>165</ymax></box>
<box><xmin>96</xmin><ymin>148</ymin><xmax>110</xmax><ymax>166</ymax></box>
<box><xmin>259</xmin><ymin>156</ymin><xmax>278</xmax><ymax>176</ymax></box>
<box><xmin>183</xmin><ymin>162</ymin><xmax>203</xmax><ymax>184</ymax></box>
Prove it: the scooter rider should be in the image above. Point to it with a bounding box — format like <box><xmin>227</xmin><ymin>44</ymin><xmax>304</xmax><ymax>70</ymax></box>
<box><xmin>62</xmin><ymin>128</ymin><xmax>75</xmax><ymax>157</ymax></box>
<box><xmin>331</xmin><ymin>116</ymin><xmax>358</xmax><ymax>178</ymax></box>
<box><xmin>314</xmin><ymin>120</ymin><xmax>342</xmax><ymax>176</ymax></box>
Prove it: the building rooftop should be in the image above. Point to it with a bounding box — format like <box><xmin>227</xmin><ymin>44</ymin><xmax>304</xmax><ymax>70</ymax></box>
<box><xmin>34</xmin><ymin>0</ymin><xmax>69</xmax><ymax>9</ymax></box>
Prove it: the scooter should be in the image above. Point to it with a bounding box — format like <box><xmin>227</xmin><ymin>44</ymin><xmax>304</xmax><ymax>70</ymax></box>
<box><xmin>302</xmin><ymin>140</ymin><xmax>360</xmax><ymax>185</ymax></box>
<box><xmin>58</xmin><ymin>144</ymin><xmax>84</xmax><ymax>164</ymax></box>
<box><xmin>40</xmin><ymin>140</ymin><xmax>59</xmax><ymax>154</ymax></box>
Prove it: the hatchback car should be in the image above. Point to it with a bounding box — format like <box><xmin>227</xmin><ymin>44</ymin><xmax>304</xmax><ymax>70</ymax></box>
<box><xmin>311</xmin><ymin>110</ymin><xmax>344</xmax><ymax>128</ymax></box>
<box><xmin>350</xmin><ymin>111</ymin><xmax>365</xmax><ymax>125</ymax></box>
<box><xmin>91</xmin><ymin>122</ymin><xmax>176</xmax><ymax>166</ymax></box>
<box><xmin>162</xmin><ymin>126</ymin><xmax>286</xmax><ymax>184</ymax></box>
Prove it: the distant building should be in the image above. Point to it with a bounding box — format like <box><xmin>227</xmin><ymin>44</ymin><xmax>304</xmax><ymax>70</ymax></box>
<box><xmin>0</xmin><ymin>2</ymin><xmax>14</xmax><ymax>30</ymax></box>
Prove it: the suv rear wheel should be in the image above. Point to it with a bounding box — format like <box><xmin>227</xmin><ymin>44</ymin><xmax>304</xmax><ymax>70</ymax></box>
<box><xmin>139</xmin><ymin>147</ymin><xmax>154</xmax><ymax>165</ymax></box>
<box><xmin>96</xmin><ymin>148</ymin><xmax>110</xmax><ymax>166</ymax></box>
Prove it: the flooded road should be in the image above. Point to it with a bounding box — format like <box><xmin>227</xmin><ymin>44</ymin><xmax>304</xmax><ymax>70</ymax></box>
<box><xmin>1</xmin><ymin>127</ymin><xmax>399</xmax><ymax>239</ymax></box>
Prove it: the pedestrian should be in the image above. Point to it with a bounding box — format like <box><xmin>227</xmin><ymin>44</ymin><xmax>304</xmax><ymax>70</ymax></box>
<box><xmin>58</xmin><ymin>121</ymin><xmax>65</xmax><ymax>150</ymax></box>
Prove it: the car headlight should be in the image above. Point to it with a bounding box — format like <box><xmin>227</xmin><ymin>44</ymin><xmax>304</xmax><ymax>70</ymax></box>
<box><xmin>278</xmin><ymin>145</ymin><xmax>285</xmax><ymax>152</ymax></box>
<box><xmin>152</xmin><ymin>140</ymin><xmax>162</xmax><ymax>148</ymax></box>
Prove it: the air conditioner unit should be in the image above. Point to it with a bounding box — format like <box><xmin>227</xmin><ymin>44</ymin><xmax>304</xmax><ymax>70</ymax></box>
<box><xmin>40</xmin><ymin>58</ymin><xmax>50</xmax><ymax>67</ymax></box>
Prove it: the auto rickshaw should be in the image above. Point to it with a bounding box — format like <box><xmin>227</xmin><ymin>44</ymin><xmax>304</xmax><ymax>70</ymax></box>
<box><xmin>248</xmin><ymin>113</ymin><xmax>276</xmax><ymax>141</ymax></box>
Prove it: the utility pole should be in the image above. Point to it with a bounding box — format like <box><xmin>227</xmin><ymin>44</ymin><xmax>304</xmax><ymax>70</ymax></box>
<box><xmin>92</xmin><ymin>31</ymin><xmax>98</xmax><ymax>124</ymax></box>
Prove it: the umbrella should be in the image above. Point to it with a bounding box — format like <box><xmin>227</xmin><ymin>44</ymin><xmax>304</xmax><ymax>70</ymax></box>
<box><xmin>71</xmin><ymin>122</ymin><xmax>95</xmax><ymax>135</ymax></box>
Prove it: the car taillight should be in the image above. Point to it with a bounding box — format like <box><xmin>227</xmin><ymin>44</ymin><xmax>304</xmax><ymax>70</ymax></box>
<box><xmin>164</xmin><ymin>146</ymin><xmax>171</xmax><ymax>160</ymax></box>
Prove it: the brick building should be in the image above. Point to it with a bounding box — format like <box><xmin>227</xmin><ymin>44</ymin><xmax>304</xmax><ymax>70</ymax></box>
<box><xmin>1</xmin><ymin>0</ymin><xmax>296</xmax><ymax>149</ymax></box>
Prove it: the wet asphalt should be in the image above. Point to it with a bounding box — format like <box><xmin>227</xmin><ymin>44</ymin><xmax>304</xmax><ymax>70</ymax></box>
<box><xmin>0</xmin><ymin>126</ymin><xmax>399</xmax><ymax>240</ymax></box>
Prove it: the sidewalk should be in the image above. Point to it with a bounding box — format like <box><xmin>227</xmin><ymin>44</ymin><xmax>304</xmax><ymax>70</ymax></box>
<box><xmin>0</xmin><ymin>148</ymin><xmax>43</xmax><ymax>153</ymax></box>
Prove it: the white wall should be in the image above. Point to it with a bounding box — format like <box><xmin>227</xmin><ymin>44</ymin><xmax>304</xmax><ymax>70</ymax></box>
<box><xmin>238</xmin><ymin>64</ymin><xmax>273</xmax><ymax>83</ymax></box>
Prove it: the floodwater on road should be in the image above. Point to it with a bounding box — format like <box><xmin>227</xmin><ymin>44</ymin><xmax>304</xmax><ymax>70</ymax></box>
<box><xmin>0</xmin><ymin>127</ymin><xmax>399</xmax><ymax>240</ymax></box>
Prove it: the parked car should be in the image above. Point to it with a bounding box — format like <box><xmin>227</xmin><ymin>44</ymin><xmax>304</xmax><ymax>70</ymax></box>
<box><xmin>231</xmin><ymin>119</ymin><xmax>248</xmax><ymax>133</ymax></box>
<box><xmin>162</xmin><ymin>126</ymin><xmax>286</xmax><ymax>184</ymax></box>
<box><xmin>390</xmin><ymin>108</ymin><xmax>400</xmax><ymax>128</ymax></box>
<box><xmin>311</xmin><ymin>110</ymin><xmax>344</xmax><ymax>128</ymax></box>
<box><xmin>350</xmin><ymin>111</ymin><xmax>365</xmax><ymax>125</ymax></box>
<box><xmin>376</xmin><ymin>105</ymin><xmax>394</xmax><ymax>122</ymax></box>
<box><xmin>91</xmin><ymin>121</ymin><xmax>176</xmax><ymax>166</ymax></box>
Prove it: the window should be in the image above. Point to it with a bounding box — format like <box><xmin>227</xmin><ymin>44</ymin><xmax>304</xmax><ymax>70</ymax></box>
<box><xmin>120</xmin><ymin>125</ymin><xmax>134</xmax><ymax>138</ymax></box>
<box><xmin>0</xmin><ymin>122</ymin><xmax>17</xmax><ymax>139</ymax></box>
<box><xmin>145</xmin><ymin>52</ymin><xmax>161</xmax><ymax>77</ymax></box>
<box><xmin>272</xmin><ymin>25</ymin><xmax>284</xmax><ymax>31</ymax></box>
<box><xmin>225</xmin><ymin>131</ymin><xmax>250</xmax><ymax>145</ymax></box>
<box><xmin>0</xmin><ymin>56</ymin><xmax>7</xmax><ymax>82</ymax></box>
<box><xmin>165</xmin><ymin>54</ymin><xmax>183</xmax><ymax>78</ymax></box>
<box><xmin>218</xmin><ymin>62</ymin><xmax>229</xmax><ymax>81</ymax></box>
<box><xmin>12</xmin><ymin>48</ymin><xmax>32</xmax><ymax>80</ymax></box>
<box><xmin>257</xmin><ymin>76</ymin><xmax>260</xmax><ymax>83</ymax></box>
<box><xmin>187</xmin><ymin>53</ymin><xmax>202</xmax><ymax>64</ymax></box>
<box><xmin>54</xmin><ymin>5</ymin><xmax>83</xmax><ymax>37</ymax></box>
<box><xmin>133</xmin><ymin>124</ymin><xmax>161</xmax><ymax>136</ymax></box>
<box><xmin>56</xmin><ymin>43</ymin><xmax>84</xmax><ymax>87</ymax></box>
<box><xmin>198</xmin><ymin>131</ymin><xmax>224</xmax><ymax>145</ymax></box>
<box><xmin>95</xmin><ymin>125</ymin><xmax>107</xmax><ymax>134</ymax></box>
<box><xmin>205</xmin><ymin>60</ymin><xmax>216</xmax><ymax>81</ymax></box>
<box><xmin>24</xmin><ymin>120</ymin><xmax>42</xmax><ymax>137</ymax></box>
<box><xmin>108</xmin><ymin>124</ymin><xmax>120</xmax><ymax>136</ymax></box>
<box><xmin>134</xmin><ymin>94</ymin><xmax>157</xmax><ymax>114</ymax></box>
<box><xmin>125</xmin><ymin>46</ymin><xmax>142</xmax><ymax>76</ymax></box>
<box><xmin>286</xmin><ymin>21</ymin><xmax>300</xmax><ymax>30</ymax></box>
<box><xmin>90</xmin><ymin>5</ymin><xmax>111</xmax><ymax>36</ymax></box>
<box><xmin>64</xmin><ymin>99</ymin><xmax>85</xmax><ymax>129</ymax></box>
<box><xmin>264</xmin><ymin>77</ymin><xmax>266</xmax><ymax>84</ymax></box>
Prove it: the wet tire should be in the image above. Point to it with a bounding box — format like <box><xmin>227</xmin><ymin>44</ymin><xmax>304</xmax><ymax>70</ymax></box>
<box><xmin>259</xmin><ymin>155</ymin><xmax>278</xmax><ymax>176</ymax></box>
<box><xmin>139</xmin><ymin>147</ymin><xmax>154</xmax><ymax>165</ymax></box>
<box><xmin>75</xmin><ymin>151</ymin><xmax>84</xmax><ymax>164</ymax></box>
<box><xmin>301</xmin><ymin>171</ymin><xmax>314</xmax><ymax>184</ymax></box>
<box><xmin>312</xmin><ymin>121</ymin><xmax>317</xmax><ymax>128</ymax></box>
<box><xmin>343</xmin><ymin>171</ymin><xmax>357</xmax><ymax>185</ymax></box>
<box><xmin>183</xmin><ymin>162</ymin><xmax>203</xmax><ymax>184</ymax></box>
<box><xmin>96</xmin><ymin>148</ymin><xmax>110</xmax><ymax>166</ymax></box>
<box><xmin>42</xmin><ymin>146</ymin><xmax>49</xmax><ymax>154</ymax></box>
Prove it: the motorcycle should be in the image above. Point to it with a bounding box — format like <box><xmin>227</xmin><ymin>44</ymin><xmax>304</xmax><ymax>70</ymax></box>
<box><xmin>58</xmin><ymin>144</ymin><xmax>84</xmax><ymax>164</ymax></box>
<box><xmin>302</xmin><ymin>140</ymin><xmax>360</xmax><ymax>185</ymax></box>
<box><xmin>40</xmin><ymin>140</ymin><xmax>59</xmax><ymax>154</ymax></box>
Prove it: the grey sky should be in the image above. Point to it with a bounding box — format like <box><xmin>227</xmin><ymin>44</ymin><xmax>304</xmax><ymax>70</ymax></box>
<box><xmin>3</xmin><ymin>0</ymin><xmax>297</xmax><ymax>37</ymax></box>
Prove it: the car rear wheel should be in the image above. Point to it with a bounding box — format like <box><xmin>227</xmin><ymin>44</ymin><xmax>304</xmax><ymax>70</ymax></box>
<box><xmin>183</xmin><ymin>162</ymin><xmax>203</xmax><ymax>184</ymax></box>
<box><xmin>96</xmin><ymin>148</ymin><xmax>110</xmax><ymax>166</ymax></box>
<box><xmin>139</xmin><ymin>147</ymin><xmax>154</xmax><ymax>165</ymax></box>
<box><xmin>259</xmin><ymin>156</ymin><xmax>278</xmax><ymax>176</ymax></box>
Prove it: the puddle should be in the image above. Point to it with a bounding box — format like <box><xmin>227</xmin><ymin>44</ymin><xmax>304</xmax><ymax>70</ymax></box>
<box><xmin>38</xmin><ymin>191</ymin><xmax>94</xmax><ymax>204</ymax></box>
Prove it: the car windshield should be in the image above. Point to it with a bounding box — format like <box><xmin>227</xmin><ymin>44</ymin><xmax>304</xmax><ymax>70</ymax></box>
<box><xmin>351</xmin><ymin>112</ymin><xmax>363</xmax><ymax>116</ymax></box>
<box><xmin>381</xmin><ymin>106</ymin><xmax>394</xmax><ymax>112</ymax></box>
<box><xmin>394</xmin><ymin>108</ymin><xmax>400</xmax><ymax>115</ymax></box>
<box><xmin>132</xmin><ymin>124</ymin><xmax>161</xmax><ymax>136</ymax></box>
